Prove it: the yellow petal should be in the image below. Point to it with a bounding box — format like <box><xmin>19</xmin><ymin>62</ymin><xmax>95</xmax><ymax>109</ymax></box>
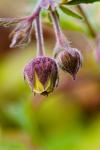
<box><xmin>45</xmin><ymin>76</ymin><xmax>53</xmax><ymax>93</ymax></box>
<box><xmin>45</xmin><ymin>77</ymin><xmax>51</xmax><ymax>90</ymax></box>
<box><xmin>34</xmin><ymin>71</ymin><xmax>44</xmax><ymax>93</ymax></box>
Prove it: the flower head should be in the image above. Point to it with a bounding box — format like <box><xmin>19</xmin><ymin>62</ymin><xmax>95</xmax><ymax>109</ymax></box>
<box><xmin>10</xmin><ymin>19</ymin><xmax>33</xmax><ymax>48</ymax></box>
<box><xmin>24</xmin><ymin>56</ymin><xmax>59</xmax><ymax>96</ymax></box>
<box><xmin>55</xmin><ymin>47</ymin><xmax>82</xmax><ymax>79</ymax></box>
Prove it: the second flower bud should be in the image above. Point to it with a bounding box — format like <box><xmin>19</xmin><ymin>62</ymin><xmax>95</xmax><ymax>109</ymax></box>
<box><xmin>54</xmin><ymin>45</ymin><xmax>83</xmax><ymax>79</ymax></box>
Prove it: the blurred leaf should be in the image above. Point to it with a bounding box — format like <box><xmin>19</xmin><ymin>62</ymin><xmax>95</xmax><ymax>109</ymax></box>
<box><xmin>57</xmin><ymin>8</ymin><xmax>87</xmax><ymax>32</ymax></box>
<box><xmin>0</xmin><ymin>140</ymin><xmax>27</xmax><ymax>150</ymax></box>
<box><xmin>60</xmin><ymin>5</ymin><xmax>83</xmax><ymax>19</ymax></box>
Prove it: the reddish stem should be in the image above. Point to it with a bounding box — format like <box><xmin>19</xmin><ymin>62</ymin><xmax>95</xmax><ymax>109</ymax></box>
<box><xmin>35</xmin><ymin>14</ymin><xmax>45</xmax><ymax>56</ymax></box>
<box><xmin>50</xmin><ymin>10</ymin><xmax>70</xmax><ymax>48</ymax></box>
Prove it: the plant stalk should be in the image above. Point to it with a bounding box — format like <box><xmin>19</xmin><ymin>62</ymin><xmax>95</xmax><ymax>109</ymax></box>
<box><xmin>50</xmin><ymin>10</ymin><xmax>70</xmax><ymax>48</ymax></box>
<box><xmin>35</xmin><ymin>14</ymin><xmax>45</xmax><ymax>56</ymax></box>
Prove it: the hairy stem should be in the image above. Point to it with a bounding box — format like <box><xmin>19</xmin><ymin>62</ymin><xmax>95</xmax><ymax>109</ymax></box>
<box><xmin>77</xmin><ymin>5</ymin><xmax>97</xmax><ymax>37</ymax></box>
<box><xmin>50</xmin><ymin>10</ymin><xmax>70</xmax><ymax>48</ymax></box>
<box><xmin>35</xmin><ymin>14</ymin><xmax>45</xmax><ymax>56</ymax></box>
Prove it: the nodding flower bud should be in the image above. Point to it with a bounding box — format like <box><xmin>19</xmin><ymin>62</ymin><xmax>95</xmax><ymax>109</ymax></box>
<box><xmin>50</xmin><ymin>8</ymin><xmax>83</xmax><ymax>80</ymax></box>
<box><xmin>55</xmin><ymin>46</ymin><xmax>83</xmax><ymax>79</ymax></box>
<box><xmin>24</xmin><ymin>56</ymin><xmax>59</xmax><ymax>96</ymax></box>
<box><xmin>10</xmin><ymin>19</ymin><xmax>33</xmax><ymax>48</ymax></box>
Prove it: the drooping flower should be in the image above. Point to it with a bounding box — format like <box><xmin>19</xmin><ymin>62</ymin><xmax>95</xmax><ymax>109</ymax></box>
<box><xmin>50</xmin><ymin>8</ymin><xmax>83</xmax><ymax>79</ymax></box>
<box><xmin>55</xmin><ymin>46</ymin><xmax>83</xmax><ymax>79</ymax></box>
<box><xmin>24</xmin><ymin>56</ymin><xmax>59</xmax><ymax>96</ymax></box>
<box><xmin>9</xmin><ymin>19</ymin><xmax>33</xmax><ymax>48</ymax></box>
<box><xmin>0</xmin><ymin>0</ymin><xmax>84</xmax><ymax>96</ymax></box>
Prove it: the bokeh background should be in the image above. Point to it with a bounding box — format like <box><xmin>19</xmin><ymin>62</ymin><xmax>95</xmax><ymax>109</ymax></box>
<box><xmin>0</xmin><ymin>0</ymin><xmax>100</xmax><ymax>150</ymax></box>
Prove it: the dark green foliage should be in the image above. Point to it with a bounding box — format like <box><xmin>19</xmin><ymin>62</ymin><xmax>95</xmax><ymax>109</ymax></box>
<box><xmin>60</xmin><ymin>5</ymin><xmax>83</xmax><ymax>19</ymax></box>
<box><xmin>64</xmin><ymin>0</ymin><xmax>100</xmax><ymax>5</ymax></box>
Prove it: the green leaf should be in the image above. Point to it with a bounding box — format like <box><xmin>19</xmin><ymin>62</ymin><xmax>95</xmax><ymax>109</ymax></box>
<box><xmin>60</xmin><ymin>5</ymin><xmax>83</xmax><ymax>19</ymax></box>
<box><xmin>65</xmin><ymin>0</ymin><xmax>100</xmax><ymax>5</ymax></box>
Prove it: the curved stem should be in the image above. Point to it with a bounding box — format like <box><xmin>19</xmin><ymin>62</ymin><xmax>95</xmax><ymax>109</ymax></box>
<box><xmin>50</xmin><ymin>10</ymin><xmax>70</xmax><ymax>48</ymax></box>
<box><xmin>51</xmin><ymin>11</ymin><xmax>62</xmax><ymax>43</ymax></box>
<box><xmin>35</xmin><ymin>14</ymin><xmax>45</xmax><ymax>56</ymax></box>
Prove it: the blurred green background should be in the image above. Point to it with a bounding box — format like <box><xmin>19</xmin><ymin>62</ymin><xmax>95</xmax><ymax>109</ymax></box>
<box><xmin>0</xmin><ymin>0</ymin><xmax>100</xmax><ymax>150</ymax></box>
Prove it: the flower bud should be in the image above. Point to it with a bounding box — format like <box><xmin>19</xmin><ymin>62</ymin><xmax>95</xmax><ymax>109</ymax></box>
<box><xmin>10</xmin><ymin>19</ymin><xmax>32</xmax><ymax>48</ymax></box>
<box><xmin>55</xmin><ymin>47</ymin><xmax>82</xmax><ymax>79</ymax></box>
<box><xmin>24</xmin><ymin>56</ymin><xmax>59</xmax><ymax>96</ymax></box>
